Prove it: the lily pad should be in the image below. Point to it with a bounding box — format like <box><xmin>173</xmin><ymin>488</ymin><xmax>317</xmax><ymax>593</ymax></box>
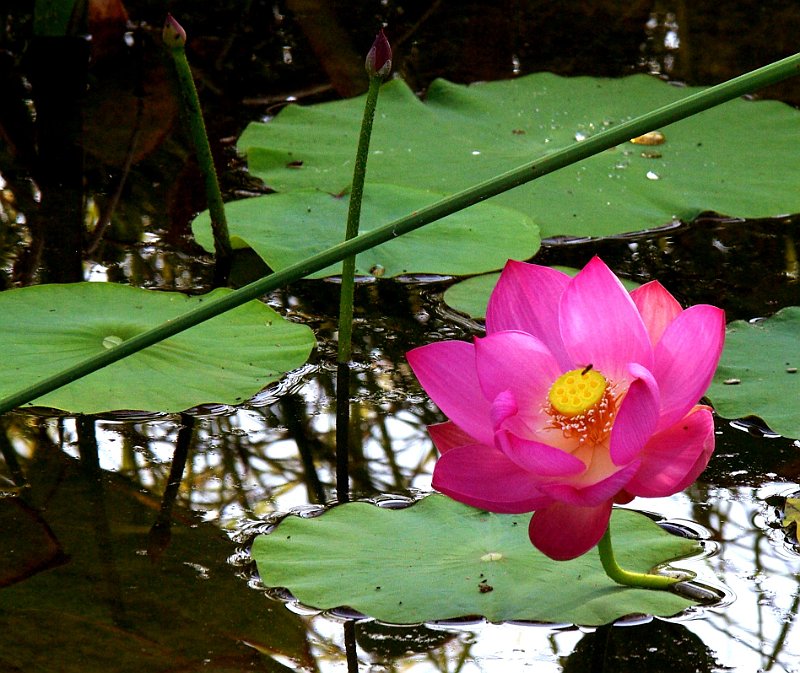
<box><xmin>443</xmin><ymin>267</ymin><xmax>640</xmax><ymax>319</ymax></box>
<box><xmin>252</xmin><ymin>495</ymin><xmax>701</xmax><ymax>626</ymax></box>
<box><xmin>239</xmin><ymin>74</ymin><xmax>800</xmax><ymax>241</ymax></box>
<box><xmin>0</xmin><ymin>283</ymin><xmax>315</xmax><ymax>413</ymax></box>
<box><xmin>193</xmin><ymin>184</ymin><xmax>539</xmax><ymax>278</ymax></box>
<box><xmin>707</xmin><ymin>307</ymin><xmax>800</xmax><ymax>438</ymax></box>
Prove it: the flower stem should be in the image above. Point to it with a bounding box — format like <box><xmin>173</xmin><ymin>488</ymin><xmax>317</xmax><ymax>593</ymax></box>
<box><xmin>164</xmin><ymin>15</ymin><xmax>232</xmax><ymax>281</ymax></box>
<box><xmin>337</xmin><ymin>75</ymin><xmax>382</xmax><ymax>363</ymax></box>
<box><xmin>598</xmin><ymin>520</ymin><xmax>680</xmax><ymax>590</ymax></box>
<box><xmin>335</xmin><ymin>74</ymin><xmax>384</xmax><ymax>503</ymax></box>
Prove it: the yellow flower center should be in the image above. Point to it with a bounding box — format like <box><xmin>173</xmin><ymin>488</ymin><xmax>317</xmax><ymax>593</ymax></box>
<box><xmin>545</xmin><ymin>366</ymin><xmax>619</xmax><ymax>447</ymax></box>
<box><xmin>548</xmin><ymin>367</ymin><xmax>607</xmax><ymax>416</ymax></box>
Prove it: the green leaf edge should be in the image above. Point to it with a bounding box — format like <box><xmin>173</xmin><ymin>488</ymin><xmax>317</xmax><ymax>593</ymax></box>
<box><xmin>708</xmin><ymin>305</ymin><xmax>800</xmax><ymax>439</ymax></box>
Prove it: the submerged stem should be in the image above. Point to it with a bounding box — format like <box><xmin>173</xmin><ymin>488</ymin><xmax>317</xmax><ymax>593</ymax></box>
<box><xmin>597</xmin><ymin>520</ymin><xmax>680</xmax><ymax>590</ymax></box>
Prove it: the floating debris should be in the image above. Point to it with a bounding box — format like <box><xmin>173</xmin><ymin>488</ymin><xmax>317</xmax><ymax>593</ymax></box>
<box><xmin>630</xmin><ymin>130</ymin><xmax>666</xmax><ymax>145</ymax></box>
<box><xmin>723</xmin><ymin>378</ymin><xmax>741</xmax><ymax>385</ymax></box>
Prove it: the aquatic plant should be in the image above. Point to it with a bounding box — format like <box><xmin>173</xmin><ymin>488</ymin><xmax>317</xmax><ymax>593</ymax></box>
<box><xmin>407</xmin><ymin>258</ymin><xmax>724</xmax><ymax>583</ymax></box>
<box><xmin>3</xmin><ymin>53</ymin><xmax>797</xmax><ymax>416</ymax></box>
<box><xmin>336</xmin><ymin>29</ymin><xmax>394</xmax><ymax>502</ymax></box>
<box><xmin>163</xmin><ymin>14</ymin><xmax>232</xmax><ymax>279</ymax></box>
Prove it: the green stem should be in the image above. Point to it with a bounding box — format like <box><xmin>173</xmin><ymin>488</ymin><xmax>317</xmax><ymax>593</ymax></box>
<box><xmin>166</xmin><ymin>35</ymin><xmax>233</xmax><ymax>269</ymax></box>
<box><xmin>338</xmin><ymin>75</ymin><xmax>382</xmax><ymax>364</ymax></box>
<box><xmin>335</xmin><ymin>75</ymin><xmax>383</xmax><ymax>503</ymax></box>
<box><xmin>598</xmin><ymin>521</ymin><xmax>679</xmax><ymax>590</ymax></box>
<box><xmin>1</xmin><ymin>52</ymin><xmax>800</xmax><ymax>416</ymax></box>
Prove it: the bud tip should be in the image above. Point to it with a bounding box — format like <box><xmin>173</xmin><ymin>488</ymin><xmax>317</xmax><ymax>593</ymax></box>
<box><xmin>163</xmin><ymin>14</ymin><xmax>187</xmax><ymax>48</ymax></box>
<box><xmin>365</xmin><ymin>29</ymin><xmax>392</xmax><ymax>78</ymax></box>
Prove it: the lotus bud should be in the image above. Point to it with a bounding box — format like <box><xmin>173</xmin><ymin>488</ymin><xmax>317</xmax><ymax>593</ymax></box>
<box><xmin>162</xmin><ymin>14</ymin><xmax>187</xmax><ymax>48</ymax></box>
<box><xmin>365</xmin><ymin>29</ymin><xmax>392</xmax><ymax>78</ymax></box>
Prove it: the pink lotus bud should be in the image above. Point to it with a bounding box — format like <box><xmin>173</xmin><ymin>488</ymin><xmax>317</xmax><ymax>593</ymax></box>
<box><xmin>162</xmin><ymin>14</ymin><xmax>187</xmax><ymax>48</ymax></box>
<box><xmin>365</xmin><ymin>29</ymin><xmax>392</xmax><ymax>78</ymax></box>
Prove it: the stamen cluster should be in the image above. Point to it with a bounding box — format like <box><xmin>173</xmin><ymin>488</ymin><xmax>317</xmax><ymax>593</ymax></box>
<box><xmin>546</xmin><ymin>370</ymin><xmax>619</xmax><ymax>446</ymax></box>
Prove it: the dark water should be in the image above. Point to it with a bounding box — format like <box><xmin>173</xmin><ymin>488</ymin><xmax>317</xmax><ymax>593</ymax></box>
<box><xmin>2</xmin><ymin>2</ymin><xmax>800</xmax><ymax>671</ymax></box>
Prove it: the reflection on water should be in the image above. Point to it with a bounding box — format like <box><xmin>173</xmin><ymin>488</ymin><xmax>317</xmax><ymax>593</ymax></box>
<box><xmin>1</xmin><ymin>276</ymin><xmax>800</xmax><ymax>671</ymax></box>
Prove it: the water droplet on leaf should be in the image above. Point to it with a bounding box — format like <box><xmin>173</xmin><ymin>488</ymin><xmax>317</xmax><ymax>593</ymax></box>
<box><xmin>102</xmin><ymin>335</ymin><xmax>123</xmax><ymax>349</ymax></box>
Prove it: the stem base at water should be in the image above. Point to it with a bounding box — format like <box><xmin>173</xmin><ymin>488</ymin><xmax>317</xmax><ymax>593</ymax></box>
<box><xmin>597</xmin><ymin>520</ymin><xmax>681</xmax><ymax>591</ymax></box>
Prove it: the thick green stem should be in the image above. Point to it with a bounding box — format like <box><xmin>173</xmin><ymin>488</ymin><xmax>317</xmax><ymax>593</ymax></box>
<box><xmin>166</xmin><ymin>25</ymin><xmax>233</xmax><ymax>270</ymax></box>
<box><xmin>335</xmin><ymin>75</ymin><xmax>383</xmax><ymax>503</ymax></box>
<box><xmin>598</xmin><ymin>521</ymin><xmax>679</xmax><ymax>590</ymax></box>
<box><xmin>1</xmin><ymin>52</ymin><xmax>800</xmax><ymax>416</ymax></box>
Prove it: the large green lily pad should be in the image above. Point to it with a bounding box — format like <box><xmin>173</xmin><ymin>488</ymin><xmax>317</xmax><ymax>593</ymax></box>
<box><xmin>239</xmin><ymin>74</ymin><xmax>800</xmax><ymax>241</ymax></box>
<box><xmin>707</xmin><ymin>306</ymin><xmax>800</xmax><ymax>438</ymax></box>
<box><xmin>193</xmin><ymin>184</ymin><xmax>539</xmax><ymax>278</ymax></box>
<box><xmin>0</xmin><ymin>283</ymin><xmax>315</xmax><ymax>413</ymax></box>
<box><xmin>252</xmin><ymin>495</ymin><xmax>701</xmax><ymax>626</ymax></box>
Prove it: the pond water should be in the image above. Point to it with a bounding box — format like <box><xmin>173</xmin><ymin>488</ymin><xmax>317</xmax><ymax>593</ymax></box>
<box><xmin>2</xmin><ymin>2</ymin><xmax>800</xmax><ymax>672</ymax></box>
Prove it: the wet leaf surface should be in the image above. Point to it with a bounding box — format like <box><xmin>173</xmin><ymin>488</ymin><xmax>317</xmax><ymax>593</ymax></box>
<box><xmin>193</xmin><ymin>184</ymin><xmax>540</xmax><ymax>278</ymax></box>
<box><xmin>239</xmin><ymin>74</ymin><xmax>800</xmax><ymax>240</ymax></box>
<box><xmin>253</xmin><ymin>495</ymin><xmax>701</xmax><ymax>626</ymax></box>
<box><xmin>0</xmin><ymin>283</ymin><xmax>315</xmax><ymax>413</ymax></box>
<box><xmin>708</xmin><ymin>307</ymin><xmax>800</xmax><ymax>438</ymax></box>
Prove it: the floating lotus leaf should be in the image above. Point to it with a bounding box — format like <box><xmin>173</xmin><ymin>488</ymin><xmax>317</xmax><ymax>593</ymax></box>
<box><xmin>252</xmin><ymin>495</ymin><xmax>701</xmax><ymax>626</ymax></box>
<box><xmin>0</xmin><ymin>283</ymin><xmax>315</xmax><ymax>413</ymax></box>
<box><xmin>193</xmin><ymin>184</ymin><xmax>539</xmax><ymax>278</ymax></box>
<box><xmin>708</xmin><ymin>306</ymin><xmax>800</xmax><ymax>438</ymax></box>
<box><xmin>238</xmin><ymin>74</ymin><xmax>800</xmax><ymax>241</ymax></box>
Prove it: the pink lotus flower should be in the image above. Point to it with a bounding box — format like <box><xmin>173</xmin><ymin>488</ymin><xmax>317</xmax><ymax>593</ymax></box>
<box><xmin>407</xmin><ymin>257</ymin><xmax>725</xmax><ymax>560</ymax></box>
